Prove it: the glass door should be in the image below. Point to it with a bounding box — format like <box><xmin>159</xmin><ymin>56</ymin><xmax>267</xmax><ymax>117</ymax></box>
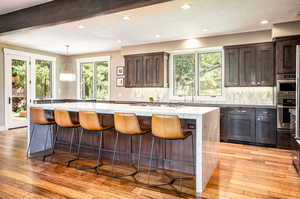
<box><xmin>5</xmin><ymin>54</ymin><xmax>31</xmax><ymax>129</ymax></box>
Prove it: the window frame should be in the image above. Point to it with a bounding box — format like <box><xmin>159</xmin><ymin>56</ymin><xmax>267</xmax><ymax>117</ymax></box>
<box><xmin>76</xmin><ymin>56</ymin><xmax>111</xmax><ymax>100</ymax></box>
<box><xmin>169</xmin><ymin>47</ymin><xmax>225</xmax><ymax>101</ymax></box>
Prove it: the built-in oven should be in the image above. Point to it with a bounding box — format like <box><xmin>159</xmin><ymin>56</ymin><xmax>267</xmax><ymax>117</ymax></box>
<box><xmin>277</xmin><ymin>74</ymin><xmax>296</xmax><ymax>97</ymax></box>
<box><xmin>277</xmin><ymin>97</ymin><xmax>296</xmax><ymax>129</ymax></box>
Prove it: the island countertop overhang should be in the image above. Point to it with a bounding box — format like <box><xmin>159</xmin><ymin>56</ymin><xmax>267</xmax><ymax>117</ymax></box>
<box><xmin>30</xmin><ymin>102</ymin><xmax>219</xmax><ymax>119</ymax></box>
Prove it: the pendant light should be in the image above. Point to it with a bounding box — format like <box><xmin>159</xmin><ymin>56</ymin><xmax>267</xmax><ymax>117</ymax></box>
<box><xmin>60</xmin><ymin>45</ymin><xmax>76</xmax><ymax>82</ymax></box>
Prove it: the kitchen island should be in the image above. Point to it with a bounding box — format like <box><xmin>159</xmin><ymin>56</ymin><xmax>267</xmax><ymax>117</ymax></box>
<box><xmin>28</xmin><ymin>102</ymin><xmax>220</xmax><ymax>195</ymax></box>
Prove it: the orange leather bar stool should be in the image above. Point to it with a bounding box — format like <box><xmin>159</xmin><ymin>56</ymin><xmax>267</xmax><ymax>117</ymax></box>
<box><xmin>52</xmin><ymin>109</ymin><xmax>81</xmax><ymax>166</ymax></box>
<box><xmin>27</xmin><ymin>107</ymin><xmax>56</xmax><ymax>160</ymax></box>
<box><xmin>75</xmin><ymin>111</ymin><xmax>113</xmax><ymax>174</ymax></box>
<box><xmin>112</xmin><ymin>113</ymin><xmax>150</xmax><ymax>179</ymax></box>
<box><xmin>147</xmin><ymin>114</ymin><xmax>195</xmax><ymax>192</ymax></box>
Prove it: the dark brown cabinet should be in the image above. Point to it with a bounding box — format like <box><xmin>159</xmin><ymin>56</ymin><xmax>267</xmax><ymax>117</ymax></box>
<box><xmin>224</xmin><ymin>42</ymin><xmax>275</xmax><ymax>87</ymax></box>
<box><xmin>276</xmin><ymin>38</ymin><xmax>299</xmax><ymax>74</ymax></box>
<box><xmin>256</xmin><ymin>109</ymin><xmax>276</xmax><ymax>145</ymax></box>
<box><xmin>256</xmin><ymin>43</ymin><xmax>275</xmax><ymax>86</ymax></box>
<box><xmin>239</xmin><ymin>47</ymin><xmax>256</xmax><ymax>86</ymax></box>
<box><xmin>124</xmin><ymin>52</ymin><xmax>168</xmax><ymax>88</ymax></box>
<box><xmin>225</xmin><ymin>49</ymin><xmax>239</xmax><ymax>86</ymax></box>
<box><xmin>221</xmin><ymin>107</ymin><xmax>277</xmax><ymax>145</ymax></box>
<box><xmin>223</xmin><ymin>108</ymin><xmax>256</xmax><ymax>142</ymax></box>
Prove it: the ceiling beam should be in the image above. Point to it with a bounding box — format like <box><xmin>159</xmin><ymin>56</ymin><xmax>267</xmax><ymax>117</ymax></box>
<box><xmin>0</xmin><ymin>0</ymin><xmax>173</xmax><ymax>35</ymax></box>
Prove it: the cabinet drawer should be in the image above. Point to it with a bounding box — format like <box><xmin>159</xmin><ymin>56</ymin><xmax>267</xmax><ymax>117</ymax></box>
<box><xmin>277</xmin><ymin>130</ymin><xmax>292</xmax><ymax>149</ymax></box>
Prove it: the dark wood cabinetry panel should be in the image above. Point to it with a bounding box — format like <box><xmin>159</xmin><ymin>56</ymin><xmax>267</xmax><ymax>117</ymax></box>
<box><xmin>224</xmin><ymin>108</ymin><xmax>256</xmax><ymax>142</ymax></box>
<box><xmin>277</xmin><ymin>129</ymin><xmax>293</xmax><ymax>149</ymax></box>
<box><xmin>239</xmin><ymin>47</ymin><xmax>256</xmax><ymax>86</ymax></box>
<box><xmin>256</xmin><ymin>44</ymin><xmax>275</xmax><ymax>86</ymax></box>
<box><xmin>255</xmin><ymin>108</ymin><xmax>276</xmax><ymax>145</ymax></box>
<box><xmin>221</xmin><ymin>107</ymin><xmax>277</xmax><ymax>146</ymax></box>
<box><xmin>224</xmin><ymin>48</ymin><xmax>240</xmax><ymax>86</ymax></box>
<box><xmin>276</xmin><ymin>38</ymin><xmax>299</xmax><ymax>74</ymax></box>
<box><xmin>224</xmin><ymin>42</ymin><xmax>275</xmax><ymax>87</ymax></box>
<box><xmin>125</xmin><ymin>52</ymin><xmax>168</xmax><ymax>88</ymax></box>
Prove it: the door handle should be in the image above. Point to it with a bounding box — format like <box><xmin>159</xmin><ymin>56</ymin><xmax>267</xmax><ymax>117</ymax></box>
<box><xmin>8</xmin><ymin>97</ymin><xmax>11</xmax><ymax>104</ymax></box>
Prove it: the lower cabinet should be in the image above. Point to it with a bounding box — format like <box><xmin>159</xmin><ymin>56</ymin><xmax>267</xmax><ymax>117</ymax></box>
<box><xmin>221</xmin><ymin>107</ymin><xmax>277</xmax><ymax>146</ymax></box>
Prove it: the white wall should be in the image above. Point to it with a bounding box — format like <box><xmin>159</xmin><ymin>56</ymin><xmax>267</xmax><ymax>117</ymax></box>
<box><xmin>272</xmin><ymin>20</ymin><xmax>300</xmax><ymax>38</ymax></box>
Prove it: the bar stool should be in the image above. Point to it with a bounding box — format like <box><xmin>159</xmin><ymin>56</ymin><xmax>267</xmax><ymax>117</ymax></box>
<box><xmin>74</xmin><ymin>111</ymin><xmax>113</xmax><ymax>174</ymax></box>
<box><xmin>111</xmin><ymin>113</ymin><xmax>150</xmax><ymax>179</ymax></box>
<box><xmin>147</xmin><ymin>114</ymin><xmax>195</xmax><ymax>193</ymax></box>
<box><xmin>27</xmin><ymin>107</ymin><xmax>56</xmax><ymax>160</ymax></box>
<box><xmin>51</xmin><ymin>109</ymin><xmax>81</xmax><ymax>166</ymax></box>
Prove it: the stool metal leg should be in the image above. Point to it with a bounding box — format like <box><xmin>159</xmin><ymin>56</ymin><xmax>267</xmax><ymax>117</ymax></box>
<box><xmin>147</xmin><ymin>136</ymin><xmax>156</xmax><ymax>185</ymax></box>
<box><xmin>26</xmin><ymin>124</ymin><xmax>36</xmax><ymax>159</ymax></box>
<box><xmin>67</xmin><ymin>127</ymin><xmax>79</xmax><ymax>167</ymax></box>
<box><xmin>137</xmin><ymin>135</ymin><xmax>143</xmax><ymax>171</ymax></box>
<box><xmin>76</xmin><ymin>128</ymin><xmax>84</xmax><ymax>159</ymax></box>
<box><xmin>95</xmin><ymin>132</ymin><xmax>104</xmax><ymax>174</ymax></box>
<box><xmin>111</xmin><ymin>131</ymin><xmax>119</xmax><ymax>176</ymax></box>
<box><xmin>42</xmin><ymin>125</ymin><xmax>51</xmax><ymax>161</ymax></box>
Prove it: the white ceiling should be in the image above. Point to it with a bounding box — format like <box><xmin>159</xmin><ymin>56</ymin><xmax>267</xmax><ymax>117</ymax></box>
<box><xmin>0</xmin><ymin>0</ymin><xmax>300</xmax><ymax>55</ymax></box>
<box><xmin>0</xmin><ymin>0</ymin><xmax>53</xmax><ymax>15</ymax></box>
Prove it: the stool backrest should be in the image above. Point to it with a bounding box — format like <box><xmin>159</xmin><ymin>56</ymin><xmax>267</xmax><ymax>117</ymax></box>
<box><xmin>79</xmin><ymin>111</ymin><xmax>103</xmax><ymax>131</ymax></box>
<box><xmin>54</xmin><ymin>109</ymin><xmax>75</xmax><ymax>127</ymax></box>
<box><xmin>30</xmin><ymin>107</ymin><xmax>49</xmax><ymax>125</ymax></box>
<box><xmin>151</xmin><ymin>114</ymin><xmax>185</xmax><ymax>139</ymax></box>
<box><xmin>114</xmin><ymin>113</ymin><xmax>142</xmax><ymax>134</ymax></box>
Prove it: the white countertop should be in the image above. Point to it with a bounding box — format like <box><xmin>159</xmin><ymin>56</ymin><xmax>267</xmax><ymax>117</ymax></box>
<box><xmin>31</xmin><ymin>102</ymin><xmax>219</xmax><ymax>119</ymax></box>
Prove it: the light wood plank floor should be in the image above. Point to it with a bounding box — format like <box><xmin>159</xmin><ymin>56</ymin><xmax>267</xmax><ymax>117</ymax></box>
<box><xmin>0</xmin><ymin>128</ymin><xmax>299</xmax><ymax>199</ymax></box>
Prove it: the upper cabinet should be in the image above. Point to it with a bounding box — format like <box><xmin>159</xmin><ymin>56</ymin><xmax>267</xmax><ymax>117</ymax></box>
<box><xmin>124</xmin><ymin>52</ymin><xmax>169</xmax><ymax>88</ymax></box>
<box><xmin>275</xmin><ymin>36</ymin><xmax>300</xmax><ymax>74</ymax></box>
<box><xmin>224</xmin><ymin>42</ymin><xmax>275</xmax><ymax>87</ymax></box>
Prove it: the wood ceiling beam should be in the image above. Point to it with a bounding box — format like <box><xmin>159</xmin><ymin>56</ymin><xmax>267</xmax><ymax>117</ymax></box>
<box><xmin>0</xmin><ymin>0</ymin><xmax>173</xmax><ymax>35</ymax></box>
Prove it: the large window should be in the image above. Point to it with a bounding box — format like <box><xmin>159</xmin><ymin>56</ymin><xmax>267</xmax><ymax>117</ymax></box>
<box><xmin>172</xmin><ymin>49</ymin><xmax>223</xmax><ymax>98</ymax></box>
<box><xmin>78</xmin><ymin>57</ymin><xmax>109</xmax><ymax>99</ymax></box>
<box><xmin>35</xmin><ymin>59</ymin><xmax>53</xmax><ymax>99</ymax></box>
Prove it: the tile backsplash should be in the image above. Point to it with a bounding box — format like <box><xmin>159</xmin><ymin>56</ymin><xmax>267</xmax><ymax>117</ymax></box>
<box><xmin>111</xmin><ymin>87</ymin><xmax>275</xmax><ymax>106</ymax></box>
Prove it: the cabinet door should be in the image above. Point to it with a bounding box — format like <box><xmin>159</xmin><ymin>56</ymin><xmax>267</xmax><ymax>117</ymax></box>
<box><xmin>125</xmin><ymin>56</ymin><xmax>136</xmax><ymax>87</ymax></box>
<box><xmin>255</xmin><ymin>109</ymin><xmax>276</xmax><ymax>145</ymax></box>
<box><xmin>220</xmin><ymin>108</ymin><xmax>227</xmax><ymax>141</ymax></box>
<box><xmin>152</xmin><ymin>55</ymin><xmax>164</xmax><ymax>87</ymax></box>
<box><xmin>144</xmin><ymin>55</ymin><xmax>153</xmax><ymax>86</ymax></box>
<box><xmin>276</xmin><ymin>39</ymin><xmax>298</xmax><ymax>74</ymax></box>
<box><xmin>225</xmin><ymin>108</ymin><xmax>256</xmax><ymax>142</ymax></box>
<box><xmin>256</xmin><ymin>44</ymin><xmax>275</xmax><ymax>86</ymax></box>
<box><xmin>125</xmin><ymin>56</ymin><xmax>143</xmax><ymax>87</ymax></box>
<box><xmin>225</xmin><ymin>48</ymin><xmax>239</xmax><ymax>86</ymax></box>
<box><xmin>239</xmin><ymin>47</ymin><xmax>256</xmax><ymax>86</ymax></box>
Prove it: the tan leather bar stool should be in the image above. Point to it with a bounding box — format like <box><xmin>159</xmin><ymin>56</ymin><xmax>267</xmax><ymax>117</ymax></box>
<box><xmin>74</xmin><ymin>111</ymin><xmax>113</xmax><ymax>174</ymax></box>
<box><xmin>27</xmin><ymin>107</ymin><xmax>56</xmax><ymax>160</ymax></box>
<box><xmin>147</xmin><ymin>114</ymin><xmax>195</xmax><ymax>193</ymax></box>
<box><xmin>111</xmin><ymin>113</ymin><xmax>149</xmax><ymax>179</ymax></box>
<box><xmin>52</xmin><ymin>109</ymin><xmax>81</xmax><ymax>166</ymax></box>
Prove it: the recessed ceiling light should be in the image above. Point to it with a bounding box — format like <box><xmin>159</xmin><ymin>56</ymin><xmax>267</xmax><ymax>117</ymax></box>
<box><xmin>123</xmin><ymin>16</ymin><xmax>130</xmax><ymax>20</ymax></box>
<box><xmin>78</xmin><ymin>25</ymin><xmax>85</xmax><ymax>29</ymax></box>
<box><xmin>260</xmin><ymin>20</ymin><xmax>269</xmax><ymax>24</ymax></box>
<box><xmin>181</xmin><ymin>4</ymin><xmax>191</xmax><ymax>10</ymax></box>
<box><xmin>203</xmin><ymin>29</ymin><xmax>208</xmax><ymax>32</ymax></box>
<box><xmin>155</xmin><ymin>34</ymin><xmax>161</xmax><ymax>38</ymax></box>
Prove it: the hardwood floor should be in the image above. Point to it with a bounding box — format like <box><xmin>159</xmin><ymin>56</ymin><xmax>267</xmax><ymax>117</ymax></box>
<box><xmin>0</xmin><ymin>128</ymin><xmax>299</xmax><ymax>199</ymax></box>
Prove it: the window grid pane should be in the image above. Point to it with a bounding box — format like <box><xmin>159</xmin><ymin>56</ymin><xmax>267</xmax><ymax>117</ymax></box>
<box><xmin>198</xmin><ymin>52</ymin><xmax>222</xmax><ymax>96</ymax></box>
<box><xmin>174</xmin><ymin>54</ymin><xmax>195</xmax><ymax>96</ymax></box>
<box><xmin>35</xmin><ymin>60</ymin><xmax>52</xmax><ymax>99</ymax></box>
<box><xmin>80</xmin><ymin>62</ymin><xmax>94</xmax><ymax>99</ymax></box>
<box><xmin>95</xmin><ymin>61</ymin><xmax>109</xmax><ymax>99</ymax></box>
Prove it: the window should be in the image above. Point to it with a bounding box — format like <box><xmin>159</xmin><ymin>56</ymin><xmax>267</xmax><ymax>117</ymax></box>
<box><xmin>78</xmin><ymin>57</ymin><xmax>110</xmax><ymax>100</ymax></box>
<box><xmin>172</xmin><ymin>48</ymin><xmax>223</xmax><ymax>99</ymax></box>
<box><xmin>199</xmin><ymin>52</ymin><xmax>222</xmax><ymax>96</ymax></box>
<box><xmin>35</xmin><ymin>59</ymin><xmax>53</xmax><ymax>99</ymax></box>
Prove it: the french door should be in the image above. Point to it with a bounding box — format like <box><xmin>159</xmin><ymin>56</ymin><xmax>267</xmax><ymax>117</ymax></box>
<box><xmin>5</xmin><ymin>54</ymin><xmax>31</xmax><ymax>129</ymax></box>
<box><xmin>4</xmin><ymin>49</ymin><xmax>56</xmax><ymax>129</ymax></box>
